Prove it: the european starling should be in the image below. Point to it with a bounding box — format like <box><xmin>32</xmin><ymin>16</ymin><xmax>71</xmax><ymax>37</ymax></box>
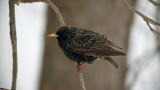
<box><xmin>49</xmin><ymin>26</ymin><xmax>126</xmax><ymax>71</ymax></box>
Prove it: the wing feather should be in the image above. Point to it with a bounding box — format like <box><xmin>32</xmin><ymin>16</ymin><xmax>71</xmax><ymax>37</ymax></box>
<box><xmin>66</xmin><ymin>29</ymin><xmax>125</xmax><ymax>57</ymax></box>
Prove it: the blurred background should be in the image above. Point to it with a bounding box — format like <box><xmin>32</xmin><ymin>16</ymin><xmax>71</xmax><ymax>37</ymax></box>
<box><xmin>0</xmin><ymin>0</ymin><xmax>160</xmax><ymax>90</ymax></box>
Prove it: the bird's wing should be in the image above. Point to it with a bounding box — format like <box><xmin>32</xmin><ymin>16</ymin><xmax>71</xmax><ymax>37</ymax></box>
<box><xmin>67</xmin><ymin>33</ymin><xmax>125</xmax><ymax>57</ymax></box>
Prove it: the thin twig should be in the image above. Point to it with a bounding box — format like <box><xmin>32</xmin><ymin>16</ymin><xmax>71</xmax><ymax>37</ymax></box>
<box><xmin>146</xmin><ymin>21</ymin><xmax>160</xmax><ymax>34</ymax></box>
<box><xmin>120</xmin><ymin>0</ymin><xmax>160</xmax><ymax>26</ymax></box>
<box><xmin>79</xmin><ymin>69</ymin><xmax>86</xmax><ymax>90</ymax></box>
<box><xmin>120</xmin><ymin>0</ymin><xmax>160</xmax><ymax>35</ymax></box>
<box><xmin>9</xmin><ymin>0</ymin><xmax>18</xmax><ymax>90</ymax></box>
<box><xmin>0</xmin><ymin>88</ymin><xmax>10</xmax><ymax>90</ymax></box>
<box><xmin>44</xmin><ymin>0</ymin><xmax>86</xmax><ymax>90</ymax></box>
<box><xmin>45</xmin><ymin>0</ymin><xmax>65</xmax><ymax>26</ymax></box>
<box><xmin>16</xmin><ymin>0</ymin><xmax>43</xmax><ymax>4</ymax></box>
<box><xmin>149</xmin><ymin>0</ymin><xmax>160</xmax><ymax>7</ymax></box>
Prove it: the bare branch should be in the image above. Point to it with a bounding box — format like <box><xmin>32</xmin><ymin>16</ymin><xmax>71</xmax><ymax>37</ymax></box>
<box><xmin>146</xmin><ymin>21</ymin><xmax>160</xmax><ymax>34</ymax></box>
<box><xmin>44</xmin><ymin>0</ymin><xmax>85</xmax><ymax>89</ymax></box>
<box><xmin>120</xmin><ymin>0</ymin><xmax>160</xmax><ymax>35</ymax></box>
<box><xmin>0</xmin><ymin>88</ymin><xmax>10</xmax><ymax>90</ymax></box>
<box><xmin>149</xmin><ymin>0</ymin><xmax>160</xmax><ymax>7</ymax></box>
<box><xmin>9</xmin><ymin>0</ymin><xmax>18</xmax><ymax>90</ymax></box>
<box><xmin>120</xmin><ymin>0</ymin><xmax>160</xmax><ymax>26</ymax></box>
<box><xmin>16</xmin><ymin>0</ymin><xmax>43</xmax><ymax>4</ymax></box>
<box><xmin>45</xmin><ymin>0</ymin><xmax>65</xmax><ymax>26</ymax></box>
<box><xmin>79</xmin><ymin>69</ymin><xmax>87</xmax><ymax>90</ymax></box>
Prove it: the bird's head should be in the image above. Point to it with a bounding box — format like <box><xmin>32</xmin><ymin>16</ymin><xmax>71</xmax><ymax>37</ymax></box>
<box><xmin>48</xmin><ymin>26</ymin><xmax>76</xmax><ymax>46</ymax></box>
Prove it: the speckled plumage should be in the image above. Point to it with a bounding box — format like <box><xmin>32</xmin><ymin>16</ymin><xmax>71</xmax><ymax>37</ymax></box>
<box><xmin>56</xmin><ymin>26</ymin><xmax>125</xmax><ymax>69</ymax></box>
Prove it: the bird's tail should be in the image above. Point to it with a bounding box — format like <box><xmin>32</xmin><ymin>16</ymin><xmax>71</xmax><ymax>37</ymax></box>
<box><xmin>108</xmin><ymin>41</ymin><xmax>123</xmax><ymax>49</ymax></box>
<box><xmin>103</xmin><ymin>57</ymin><xmax>119</xmax><ymax>69</ymax></box>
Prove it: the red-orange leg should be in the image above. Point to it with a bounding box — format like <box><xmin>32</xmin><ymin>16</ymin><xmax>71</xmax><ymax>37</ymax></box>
<box><xmin>76</xmin><ymin>61</ymin><xmax>88</xmax><ymax>72</ymax></box>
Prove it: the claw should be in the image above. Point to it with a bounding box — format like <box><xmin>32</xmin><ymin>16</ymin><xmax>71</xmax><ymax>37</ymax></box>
<box><xmin>76</xmin><ymin>61</ymin><xmax>88</xmax><ymax>72</ymax></box>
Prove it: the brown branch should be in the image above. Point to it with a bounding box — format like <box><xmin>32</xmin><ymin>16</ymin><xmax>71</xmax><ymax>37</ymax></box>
<box><xmin>43</xmin><ymin>0</ymin><xmax>86</xmax><ymax>89</ymax></box>
<box><xmin>146</xmin><ymin>21</ymin><xmax>160</xmax><ymax>34</ymax></box>
<box><xmin>44</xmin><ymin>0</ymin><xmax>85</xmax><ymax>89</ymax></box>
<box><xmin>9</xmin><ymin>0</ymin><xmax>18</xmax><ymax>90</ymax></box>
<box><xmin>44</xmin><ymin>0</ymin><xmax>65</xmax><ymax>26</ymax></box>
<box><xmin>120</xmin><ymin>0</ymin><xmax>160</xmax><ymax>35</ymax></box>
<box><xmin>0</xmin><ymin>88</ymin><xmax>10</xmax><ymax>90</ymax></box>
<box><xmin>16</xmin><ymin>0</ymin><xmax>43</xmax><ymax>4</ymax></box>
<box><xmin>149</xmin><ymin>0</ymin><xmax>160</xmax><ymax>7</ymax></box>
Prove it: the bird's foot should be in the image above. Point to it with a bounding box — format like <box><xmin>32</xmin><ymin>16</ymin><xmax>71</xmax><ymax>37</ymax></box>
<box><xmin>77</xmin><ymin>61</ymin><xmax>88</xmax><ymax>72</ymax></box>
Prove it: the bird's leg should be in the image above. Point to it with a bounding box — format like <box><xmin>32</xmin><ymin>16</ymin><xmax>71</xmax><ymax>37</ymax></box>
<box><xmin>77</xmin><ymin>61</ymin><xmax>88</xmax><ymax>72</ymax></box>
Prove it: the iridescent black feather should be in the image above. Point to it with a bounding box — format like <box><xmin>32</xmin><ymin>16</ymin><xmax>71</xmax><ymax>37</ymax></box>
<box><xmin>56</xmin><ymin>26</ymin><xmax>125</xmax><ymax>68</ymax></box>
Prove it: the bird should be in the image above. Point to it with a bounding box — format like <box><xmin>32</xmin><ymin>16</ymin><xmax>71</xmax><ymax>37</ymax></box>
<box><xmin>49</xmin><ymin>26</ymin><xmax>126</xmax><ymax>72</ymax></box>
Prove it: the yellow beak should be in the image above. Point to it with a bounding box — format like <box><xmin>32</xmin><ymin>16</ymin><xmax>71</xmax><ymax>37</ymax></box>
<box><xmin>48</xmin><ymin>33</ymin><xmax>59</xmax><ymax>37</ymax></box>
